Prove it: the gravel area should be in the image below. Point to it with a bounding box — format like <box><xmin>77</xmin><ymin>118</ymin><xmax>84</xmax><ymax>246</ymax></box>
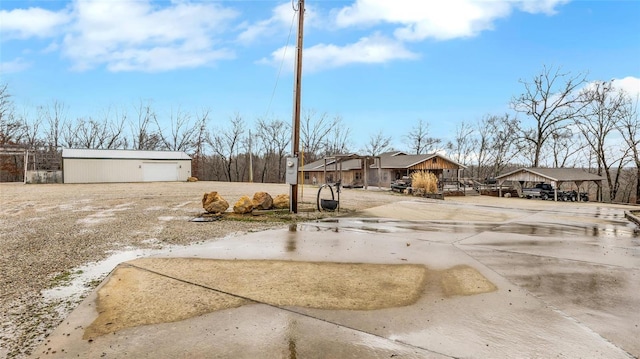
<box><xmin>0</xmin><ymin>181</ymin><xmax>406</xmax><ymax>358</ymax></box>
<box><xmin>6</xmin><ymin>182</ymin><xmax>631</xmax><ymax>358</ymax></box>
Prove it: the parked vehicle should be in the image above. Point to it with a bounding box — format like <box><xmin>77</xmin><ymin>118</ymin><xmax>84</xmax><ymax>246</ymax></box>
<box><xmin>522</xmin><ymin>183</ymin><xmax>557</xmax><ymax>200</ymax></box>
<box><xmin>522</xmin><ymin>183</ymin><xmax>588</xmax><ymax>201</ymax></box>
<box><xmin>565</xmin><ymin>190</ymin><xmax>589</xmax><ymax>202</ymax></box>
<box><xmin>391</xmin><ymin>176</ymin><xmax>412</xmax><ymax>192</ymax></box>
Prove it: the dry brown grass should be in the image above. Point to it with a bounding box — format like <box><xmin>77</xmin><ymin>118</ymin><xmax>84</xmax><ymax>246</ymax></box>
<box><xmin>411</xmin><ymin>171</ymin><xmax>438</xmax><ymax>194</ymax></box>
<box><xmin>84</xmin><ymin>259</ymin><xmax>429</xmax><ymax>338</ymax></box>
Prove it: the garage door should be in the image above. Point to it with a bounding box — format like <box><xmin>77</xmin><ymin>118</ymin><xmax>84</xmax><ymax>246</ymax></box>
<box><xmin>142</xmin><ymin>162</ymin><xmax>178</xmax><ymax>182</ymax></box>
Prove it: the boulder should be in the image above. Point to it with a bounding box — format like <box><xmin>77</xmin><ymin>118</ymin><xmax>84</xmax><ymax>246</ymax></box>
<box><xmin>272</xmin><ymin>194</ymin><xmax>289</xmax><ymax>209</ymax></box>
<box><xmin>252</xmin><ymin>192</ymin><xmax>273</xmax><ymax>210</ymax></box>
<box><xmin>233</xmin><ymin>195</ymin><xmax>254</xmax><ymax>214</ymax></box>
<box><xmin>202</xmin><ymin>192</ymin><xmax>229</xmax><ymax>214</ymax></box>
<box><xmin>187</xmin><ymin>176</ymin><xmax>198</xmax><ymax>182</ymax></box>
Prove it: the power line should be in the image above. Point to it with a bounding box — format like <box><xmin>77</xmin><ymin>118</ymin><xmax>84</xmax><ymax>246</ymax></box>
<box><xmin>263</xmin><ymin>7</ymin><xmax>298</xmax><ymax>120</ymax></box>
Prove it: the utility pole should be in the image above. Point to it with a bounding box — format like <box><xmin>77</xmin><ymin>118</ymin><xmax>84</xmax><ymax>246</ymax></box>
<box><xmin>290</xmin><ymin>0</ymin><xmax>304</xmax><ymax>213</ymax></box>
<box><xmin>248</xmin><ymin>129</ymin><xmax>253</xmax><ymax>183</ymax></box>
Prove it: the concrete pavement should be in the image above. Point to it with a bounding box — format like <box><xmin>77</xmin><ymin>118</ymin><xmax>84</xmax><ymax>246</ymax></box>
<box><xmin>32</xmin><ymin>198</ymin><xmax>639</xmax><ymax>358</ymax></box>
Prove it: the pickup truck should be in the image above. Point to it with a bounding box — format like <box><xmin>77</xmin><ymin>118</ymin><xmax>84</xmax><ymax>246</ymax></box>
<box><xmin>522</xmin><ymin>183</ymin><xmax>559</xmax><ymax>200</ymax></box>
<box><xmin>522</xmin><ymin>183</ymin><xmax>588</xmax><ymax>201</ymax></box>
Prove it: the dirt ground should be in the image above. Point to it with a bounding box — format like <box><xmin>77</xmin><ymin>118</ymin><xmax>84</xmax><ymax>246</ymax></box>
<box><xmin>0</xmin><ymin>181</ymin><xmax>414</xmax><ymax>358</ymax></box>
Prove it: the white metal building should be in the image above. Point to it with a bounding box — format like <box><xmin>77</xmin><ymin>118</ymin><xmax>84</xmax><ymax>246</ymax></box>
<box><xmin>62</xmin><ymin>149</ymin><xmax>192</xmax><ymax>184</ymax></box>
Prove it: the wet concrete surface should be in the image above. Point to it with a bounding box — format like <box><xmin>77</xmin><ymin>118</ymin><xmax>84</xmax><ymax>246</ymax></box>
<box><xmin>32</xmin><ymin>199</ymin><xmax>639</xmax><ymax>358</ymax></box>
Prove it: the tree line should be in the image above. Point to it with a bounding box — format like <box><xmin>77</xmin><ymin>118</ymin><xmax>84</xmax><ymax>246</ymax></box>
<box><xmin>1</xmin><ymin>65</ymin><xmax>638</xmax><ymax>203</ymax></box>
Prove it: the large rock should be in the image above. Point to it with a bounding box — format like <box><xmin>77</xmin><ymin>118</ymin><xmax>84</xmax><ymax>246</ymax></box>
<box><xmin>233</xmin><ymin>195</ymin><xmax>254</xmax><ymax>214</ymax></box>
<box><xmin>187</xmin><ymin>176</ymin><xmax>198</xmax><ymax>182</ymax></box>
<box><xmin>252</xmin><ymin>192</ymin><xmax>273</xmax><ymax>210</ymax></box>
<box><xmin>202</xmin><ymin>192</ymin><xmax>229</xmax><ymax>214</ymax></box>
<box><xmin>272</xmin><ymin>194</ymin><xmax>289</xmax><ymax>209</ymax></box>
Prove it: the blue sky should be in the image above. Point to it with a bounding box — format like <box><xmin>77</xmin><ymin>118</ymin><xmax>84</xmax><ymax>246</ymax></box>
<box><xmin>1</xmin><ymin>0</ymin><xmax>639</xmax><ymax>152</ymax></box>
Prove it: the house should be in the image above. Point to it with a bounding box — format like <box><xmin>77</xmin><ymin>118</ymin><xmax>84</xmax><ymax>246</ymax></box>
<box><xmin>62</xmin><ymin>148</ymin><xmax>192</xmax><ymax>184</ymax></box>
<box><xmin>299</xmin><ymin>151</ymin><xmax>466</xmax><ymax>188</ymax></box>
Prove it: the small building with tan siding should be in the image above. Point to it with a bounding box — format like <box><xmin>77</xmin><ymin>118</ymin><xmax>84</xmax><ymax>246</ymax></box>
<box><xmin>300</xmin><ymin>151</ymin><xmax>465</xmax><ymax>188</ymax></box>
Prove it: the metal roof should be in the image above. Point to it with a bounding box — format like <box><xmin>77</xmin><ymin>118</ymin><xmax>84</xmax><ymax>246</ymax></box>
<box><xmin>62</xmin><ymin>148</ymin><xmax>191</xmax><ymax>160</ymax></box>
<box><xmin>496</xmin><ymin>167</ymin><xmax>604</xmax><ymax>182</ymax></box>
<box><xmin>300</xmin><ymin>152</ymin><xmax>466</xmax><ymax>171</ymax></box>
<box><xmin>373</xmin><ymin>153</ymin><xmax>466</xmax><ymax>169</ymax></box>
<box><xmin>301</xmin><ymin>158</ymin><xmax>363</xmax><ymax>171</ymax></box>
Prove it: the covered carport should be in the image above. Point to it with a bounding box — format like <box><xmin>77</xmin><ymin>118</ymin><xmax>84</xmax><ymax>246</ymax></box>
<box><xmin>496</xmin><ymin>167</ymin><xmax>605</xmax><ymax>202</ymax></box>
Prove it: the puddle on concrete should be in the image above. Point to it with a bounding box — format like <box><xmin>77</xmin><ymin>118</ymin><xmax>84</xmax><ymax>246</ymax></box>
<box><xmin>42</xmin><ymin>247</ymin><xmax>180</xmax><ymax>302</ymax></box>
<box><xmin>310</xmin><ymin>218</ymin><xmax>638</xmax><ymax>239</ymax></box>
<box><xmin>514</xmin><ymin>270</ymin><xmax>630</xmax><ymax>310</ymax></box>
<box><xmin>312</xmin><ymin>219</ymin><xmax>498</xmax><ymax>234</ymax></box>
<box><xmin>492</xmin><ymin>222</ymin><xmax>638</xmax><ymax>238</ymax></box>
<box><xmin>84</xmin><ymin>259</ymin><xmax>496</xmax><ymax>339</ymax></box>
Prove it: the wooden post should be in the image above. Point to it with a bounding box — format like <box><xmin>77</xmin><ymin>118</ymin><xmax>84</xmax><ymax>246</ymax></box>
<box><xmin>290</xmin><ymin>0</ymin><xmax>304</xmax><ymax>213</ymax></box>
<box><xmin>24</xmin><ymin>150</ymin><xmax>28</xmax><ymax>184</ymax></box>
<box><xmin>248</xmin><ymin>129</ymin><xmax>253</xmax><ymax>183</ymax></box>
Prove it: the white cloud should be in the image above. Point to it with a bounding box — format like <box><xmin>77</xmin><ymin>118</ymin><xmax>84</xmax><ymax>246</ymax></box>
<box><xmin>0</xmin><ymin>58</ymin><xmax>32</xmax><ymax>73</ymax></box>
<box><xmin>105</xmin><ymin>46</ymin><xmax>234</xmax><ymax>72</ymax></box>
<box><xmin>612</xmin><ymin>76</ymin><xmax>640</xmax><ymax>99</ymax></box>
<box><xmin>260</xmin><ymin>33</ymin><xmax>418</xmax><ymax>72</ymax></box>
<box><xmin>517</xmin><ymin>0</ymin><xmax>571</xmax><ymax>15</ymax></box>
<box><xmin>580</xmin><ymin>77</ymin><xmax>640</xmax><ymax>101</ymax></box>
<box><xmin>59</xmin><ymin>0</ymin><xmax>239</xmax><ymax>72</ymax></box>
<box><xmin>237</xmin><ymin>2</ymin><xmax>294</xmax><ymax>44</ymax></box>
<box><xmin>0</xmin><ymin>7</ymin><xmax>71</xmax><ymax>39</ymax></box>
<box><xmin>2</xmin><ymin>0</ymin><xmax>573</xmax><ymax>73</ymax></box>
<box><xmin>334</xmin><ymin>0</ymin><xmax>568</xmax><ymax>41</ymax></box>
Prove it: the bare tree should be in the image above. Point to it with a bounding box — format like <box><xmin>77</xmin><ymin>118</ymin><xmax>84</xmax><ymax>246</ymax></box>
<box><xmin>363</xmin><ymin>130</ymin><xmax>392</xmax><ymax>156</ymax></box>
<box><xmin>209</xmin><ymin>114</ymin><xmax>245</xmax><ymax>182</ymax></box>
<box><xmin>404</xmin><ymin>119</ymin><xmax>441</xmax><ymax>154</ymax></box>
<box><xmin>475</xmin><ymin>116</ymin><xmax>492</xmax><ymax>179</ymax></box>
<box><xmin>101</xmin><ymin>107</ymin><xmax>126</xmax><ymax>149</ymax></box>
<box><xmin>256</xmin><ymin>117</ymin><xmax>291</xmax><ymax>182</ymax></box>
<box><xmin>156</xmin><ymin>108</ymin><xmax>200</xmax><ymax>152</ymax></box>
<box><xmin>40</xmin><ymin>101</ymin><xmax>69</xmax><ymax>150</ymax></box>
<box><xmin>0</xmin><ymin>83</ymin><xmax>27</xmax><ymax>181</ymax></box>
<box><xmin>130</xmin><ymin>100</ymin><xmax>163</xmax><ymax>150</ymax></box>
<box><xmin>616</xmin><ymin>93</ymin><xmax>639</xmax><ymax>203</ymax></box>
<box><xmin>191</xmin><ymin>109</ymin><xmax>210</xmax><ymax>180</ymax></box>
<box><xmin>72</xmin><ymin>117</ymin><xmax>121</xmax><ymax>149</ymax></box>
<box><xmin>31</xmin><ymin>101</ymin><xmax>68</xmax><ymax>171</ymax></box>
<box><xmin>80</xmin><ymin>119</ymin><xmax>98</xmax><ymax>149</ymax></box>
<box><xmin>21</xmin><ymin>108</ymin><xmax>42</xmax><ymax>149</ymax></box>
<box><xmin>475</xmin><ymin>114</ymin><xmax>519</xmax><ymax>179</ymax></box>
<box><xmin>548</xmin><ymin>124</ymin><xmax>584</xmax><ymax>168</ymax></box>
<box><xmin>490</xmin><ymin>114</ymin><xmax>519</xmax><ymax>178</ymax></box>
<box><xmin>60</xmin><ymin>120</ymin><xmax>78</xmax><ymax>149</ymax></box>
<box><xmin>446</xmin><ymin>121</ymin><xmax>475</xmax><ymax>165</ymax></box>
<box><xmin>575</xmin><ymin>80</ymin><xmax>628</xmax><ymax>201</ymax></box>
<box><xmin>0</xmin><ymin>83</ymin><xmax>12</xmax><ymax>124</ymax></box>
<box><xmin>321</xmin><ymin>115</ymin><xmax>352</xmax><ymax>157</ymax></box>
<box><xmin>0</xmin><ymin>84</ymin><xmax>24</xmax><ymax>146</ymax></box>
<box><xmin>300</xmin><ymin>109</ymin><xmax>334</xmax><ymax>162</ymax></box>
<box><xmin>511</xmin><ymin>65</ymin><xmax>588</xmax><ymax>167</ymax></box>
